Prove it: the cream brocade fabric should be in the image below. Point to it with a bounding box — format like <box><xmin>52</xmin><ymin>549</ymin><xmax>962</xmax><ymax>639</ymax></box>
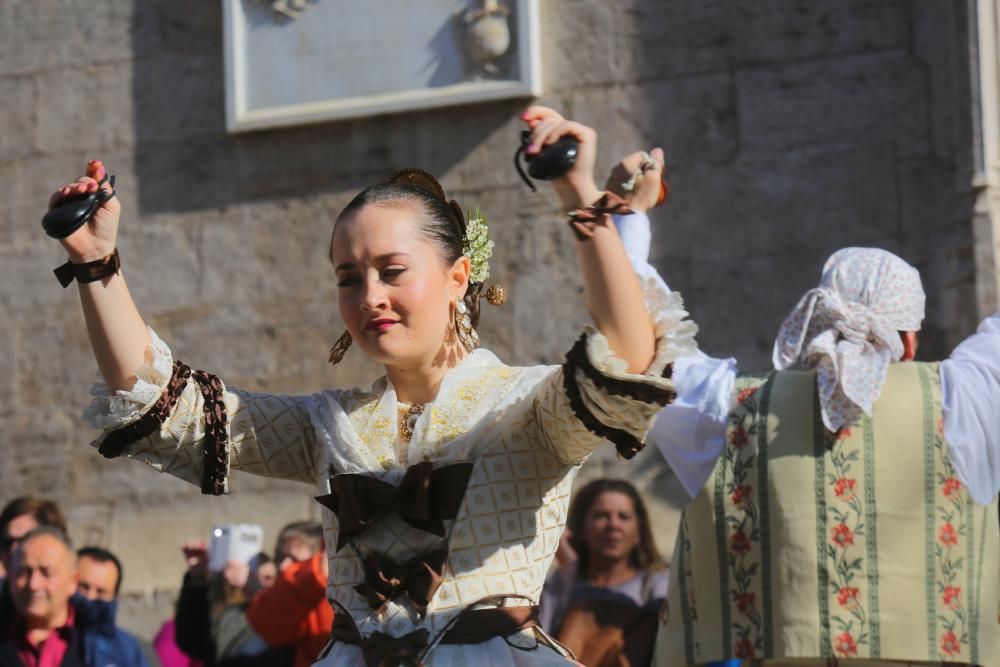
<box><xmin>85</xmin><ymin>285</ymin><xmax>697</xmax><ymax>665</ymax></box>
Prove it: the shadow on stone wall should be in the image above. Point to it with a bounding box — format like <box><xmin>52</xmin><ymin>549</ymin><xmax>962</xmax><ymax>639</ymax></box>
<box><xmin>130</xmin><ymin>1</ymin><xmax>521</xmax><ymax>216</ymax></box>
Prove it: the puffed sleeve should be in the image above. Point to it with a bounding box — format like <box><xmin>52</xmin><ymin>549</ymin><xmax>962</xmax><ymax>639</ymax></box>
<box><xmin>531</xmin><ymin>239</ymin><xmax>699</xmax><ymax>465</ymax></box>
<box><xmin>83</xmin><ymin>327</ymin><xmax>323</xmax><ymax>493</ymax></box>
<box><xmin>940</xmin><ymin>311</ymin><xmax>1000</xmax><ymax>505</ymax></box>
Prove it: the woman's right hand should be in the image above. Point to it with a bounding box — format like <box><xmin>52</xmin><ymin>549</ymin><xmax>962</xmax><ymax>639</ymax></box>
<box><xmin>48</xmin><ymin>159</ymin><xmax>120</xmax><ymax>263</ymax></box>
<box><xmin>520</xmin><ymin>106</ymin><xmax>602</xmax><ymax>211</ymax></box>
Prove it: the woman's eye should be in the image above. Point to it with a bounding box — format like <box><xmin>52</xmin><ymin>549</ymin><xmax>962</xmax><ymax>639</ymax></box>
<box><xmin>382</xmin><ymin>268</ymin><xmax>406</xmax><ymax>280</ymax></box>
<box><xmin>336</xmin><ymin>276</ymin><xmax>360</xmax><ymax>288</ymax></box>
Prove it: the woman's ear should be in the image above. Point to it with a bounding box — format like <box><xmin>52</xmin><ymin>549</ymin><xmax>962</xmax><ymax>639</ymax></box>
<box><xmin>900</xmin><ymin>331</ymin><xmax>919</xmax><ymax>361</ymax></box>
<box><xmin>449</xmin><ymin>255</ymin><xmax>472</xmax><ymax>297</ymax></box>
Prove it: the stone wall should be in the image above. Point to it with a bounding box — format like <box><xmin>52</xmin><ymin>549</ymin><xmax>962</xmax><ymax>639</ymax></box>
<box><xmin>0</xmin><ymin>0</ymin><xmax>984</xmax><ymax>641</ymax></box>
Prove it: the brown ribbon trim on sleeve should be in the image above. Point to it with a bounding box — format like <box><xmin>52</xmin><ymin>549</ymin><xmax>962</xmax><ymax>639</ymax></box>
<box><xmin>54</xmin><ymin>249</ymin><xmax>121</xmax><ymax>288</ymax></box>
<box><xmin>563</xmin><ymin>335</ymin><xmax>644</xmax><ymax>459</ymax></box>
<box><xmin>565</xmin><ymin>335</ymin><xmax>677</xmax><ymax>407</ymax></box>
<box><xmin>191</xmin><ymin>370</ymin><xmax>229</xmax><ymax>496</ymax></box>
<box><xmin>566</xmin><ymin>192</ymin><xmax>634</xmax><ymax>242</ymax></box>
<box><xmin>562</xmin><ymin>345</ymin><xmax>645</xmax><ymax>460</ymax></box>
<box><xmin>97</xmin><ymin>360</ymin><xmax>192</xmax><ymax>459</ymax></box>
<box><xmin>316</xmin><ymin>461</ymin><xmax>474</xmax><ymax>551</ymax></box>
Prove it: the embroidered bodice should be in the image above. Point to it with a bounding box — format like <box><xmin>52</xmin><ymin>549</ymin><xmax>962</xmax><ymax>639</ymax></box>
<box><xmin>84</xmin><ymin>274</ymin><xmax>697</xmax><ymax>664</ymax></box>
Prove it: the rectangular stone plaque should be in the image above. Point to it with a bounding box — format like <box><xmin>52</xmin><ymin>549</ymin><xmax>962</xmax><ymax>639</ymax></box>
<box><xmin>223</xmin><ymin>0</ymin><xmax>541</xmax><ymax>132</ymax></box>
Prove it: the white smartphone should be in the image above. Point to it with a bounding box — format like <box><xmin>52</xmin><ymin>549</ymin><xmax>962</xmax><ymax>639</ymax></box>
<box><xmin>208</xmin><ymin>523</ymin><xmax>264</xmax><ymax>572</ymax></box>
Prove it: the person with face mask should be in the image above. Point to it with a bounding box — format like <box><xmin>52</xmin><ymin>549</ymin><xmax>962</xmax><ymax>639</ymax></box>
<box><xmin>73</xmin><ymin>548</ymin><xmax>149</xmax><ymax>667</ymax></box>
<box><xmin>47</xmin><ymin>105</ymin><xmax>698</xmax><ymax>665</ymax></box>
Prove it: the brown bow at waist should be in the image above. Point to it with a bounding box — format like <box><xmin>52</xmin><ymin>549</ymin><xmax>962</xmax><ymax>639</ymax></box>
<box><xmin>354</xmin><ymin>549</ymin><xmax>448</xmax><ymax>612</ymax></box>
<box><xmin>332</xmin><ymin>601</ymin><xmax>539</xmax><ymax>667</ymax></box>
<box><xmin>315</xmin><ymin>461</ymin><xmax>474</xmax><ymax>551</ymax></box>
<box><xmin>357</xmin><ymin>628</ymin><xmax>429</xmax><ymax>667</ymax></box>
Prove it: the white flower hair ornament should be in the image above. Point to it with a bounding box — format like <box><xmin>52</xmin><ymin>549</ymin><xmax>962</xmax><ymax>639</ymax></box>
<box><xmin>464</xmin><ymin>208</ymin><xmax>506</xmax><ymax>306</ymax></box>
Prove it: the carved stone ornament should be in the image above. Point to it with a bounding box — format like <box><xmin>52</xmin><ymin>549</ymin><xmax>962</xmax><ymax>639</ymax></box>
<box><xmin>270</xmin><ymin>0</ymin><xmax>315</xmax><ymax>20</ymax></box>
<box><xmin>461</xmin><ymin>0</ymin><xmax>512</xmax><ymax>75</ymax></box>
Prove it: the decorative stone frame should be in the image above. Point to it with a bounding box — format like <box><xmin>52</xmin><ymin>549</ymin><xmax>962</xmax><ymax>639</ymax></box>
<box><xmin>222</xmin><ymin>0</ymin><xmax>541</xmax><ymax>133</ymax></box>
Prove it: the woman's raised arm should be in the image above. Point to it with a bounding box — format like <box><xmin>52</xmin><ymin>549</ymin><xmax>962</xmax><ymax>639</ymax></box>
<box><xmin>521</xmin><ymin>107</ymin><xmax>657</xmax><ymax>374</ymax></box>
<box><xmin>50</xmin><ymin>160</ymin><xmax>150</xmax><ymax>392</ymax></box>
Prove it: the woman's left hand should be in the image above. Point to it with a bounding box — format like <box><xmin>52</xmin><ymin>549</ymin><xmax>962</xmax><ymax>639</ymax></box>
<box><xmin>521</xmin><ymin>106</ymin><xmax>602</xmax><ymax>210</ymax></box>
<box><xmin>606</xmin><ymin>148</ymin><xmax>666</xmax><ymax>214</ymax></box>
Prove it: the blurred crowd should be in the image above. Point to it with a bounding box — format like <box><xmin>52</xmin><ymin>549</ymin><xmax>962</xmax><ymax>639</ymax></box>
<box><xmin>0</xmin><ymin>479</ymin><xmax>667</xmax><ymax>667</ymax></box>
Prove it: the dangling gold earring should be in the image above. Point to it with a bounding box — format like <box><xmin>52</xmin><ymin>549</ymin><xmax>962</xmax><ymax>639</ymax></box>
<box><xmin>328</xmin><ymin>330</ymin><xmax>353</xmax><ymax>365</ymax></box>
<box><xmin>453</xmin><ymin>298</ymin><xmax>479</xmax><ymax>352</ymax></box>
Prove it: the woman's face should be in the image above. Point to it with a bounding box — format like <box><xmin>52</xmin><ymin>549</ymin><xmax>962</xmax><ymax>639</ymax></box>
<box><xmin>581</xmin><ymin>491</ymin><xmax>641</xmax><ymax>566</ymax></box>
<box><xmin>331</xmin><ymin>203</ymin><xmax>469</xmax><ymax>369</ymax></box>
<box><xmin>256</xmin><ymin>562</ymin><xmax>277</xmax><ymax>589</ymax></box>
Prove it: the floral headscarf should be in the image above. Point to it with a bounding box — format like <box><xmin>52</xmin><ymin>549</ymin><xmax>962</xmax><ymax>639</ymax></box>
<box><xmin>772</xmin><ymin>248</ymin><xmax>925</xmax><ymax>432</ymax></box>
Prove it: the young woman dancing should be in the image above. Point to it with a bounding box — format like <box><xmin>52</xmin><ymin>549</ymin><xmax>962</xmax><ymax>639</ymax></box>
<box><xmin>48</xmin><ymin>106</ymin><xmax>696</xmax><ymax>665</ymax></box>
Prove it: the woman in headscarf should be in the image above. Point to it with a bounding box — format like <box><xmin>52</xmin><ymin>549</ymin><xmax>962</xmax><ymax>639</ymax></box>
<box><xmin>602</xmin><ymin>164</ymin><xmax>1000</xmax><ymax>666</ymax></box>
<box><xmin>45</xmin><ymin>107</ymin><xmax>697</xmax><ymax>666</ymax></box>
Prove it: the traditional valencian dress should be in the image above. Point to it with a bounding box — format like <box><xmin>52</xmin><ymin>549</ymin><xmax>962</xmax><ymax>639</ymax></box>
<box><xmin>83</xmin><ymin>264</ymin><xmax>698</xmax><ymax>666</ymax></box>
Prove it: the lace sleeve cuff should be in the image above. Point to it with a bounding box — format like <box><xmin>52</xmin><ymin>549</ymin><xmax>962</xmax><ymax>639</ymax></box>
<box><xmin>555</xmin><ymin>285</ymin><xmax>698</xmax><ymax>460</ymax></box>
<box><xmin>82</xmin><ymin>327</ymin><xmax>175</xmax><ymax>432</ymax></box>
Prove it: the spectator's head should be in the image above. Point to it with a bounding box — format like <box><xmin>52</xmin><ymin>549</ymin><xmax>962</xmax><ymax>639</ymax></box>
<box><xmin>0</xmin><ymin>497</ymin><xmax>67</xmax><ymax>573</ymax></box>
<box><xmin>273</xmin><ymin>521</ymin><xmax>324</xmax><ymax>570</ymax></box>
<box><xmin>566</xmin><ymin>479</ymin><xmax>663</xmax><ymax>577</ymax></box>
<box><xmin>10</xmin><ymin>527</ymin><xmax>78</xmax><ymax>628</ymax></box>
<box><xmin>77</xmin><ymin>547</ymin><xmax>123</xmax><ymax>602</ymax></box>
<box><xmin>254</xmin><ymin>554</ymin><xmax>277</xmax><ymax>589</ymax></box>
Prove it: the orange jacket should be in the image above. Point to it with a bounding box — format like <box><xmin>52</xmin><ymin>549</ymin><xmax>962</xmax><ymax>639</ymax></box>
<box><xmin>246</xmin><ymin>553</ymin><xmax>333</xmax><ymax>667</ymax></box>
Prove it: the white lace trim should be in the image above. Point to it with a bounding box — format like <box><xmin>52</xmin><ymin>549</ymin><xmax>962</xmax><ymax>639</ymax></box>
<box><xmin>583</xmin><ymin>275</ymin><xmax>699</xmax><ymax>382</ymax></box>
<box><xmin>82</xmin><ymin>327</ymin><xmax>175</xmax><ymax>431</ymax></box>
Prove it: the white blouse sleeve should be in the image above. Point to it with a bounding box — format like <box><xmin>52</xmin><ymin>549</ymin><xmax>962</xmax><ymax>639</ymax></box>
<box><xmin>83</xmin><ymin>327</ymin><xmax>323</xmax><ymax>492</ymax></box>
<box><xmin>650</xmin><ymin>352</ymin><xmax>737</xmax><ymax>499</ymax></box>
<box><xmin>939</xmin><ymin>311</ymin><xmax>1000</xmax><ymax>506</ymax></box>
<box><xmin>614</xmin><ymin>212</ymin><xmax>736</xmax><ymax>500</ymax></box>
<box><xmin>530</xmin><ymin>212</ymin><xmax>699</xmax><ymax>465</ymax></box>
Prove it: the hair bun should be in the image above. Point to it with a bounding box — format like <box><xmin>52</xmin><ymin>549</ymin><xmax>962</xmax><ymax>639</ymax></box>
<box><xmin>387</xmin><ymin>168</ymin><xmax>447</xmax><ymax>201</ymax></box>
<box><xmin>387</xmin><ymin>168</ymin><xmax>466</xmax><ymax>234</ymax></box>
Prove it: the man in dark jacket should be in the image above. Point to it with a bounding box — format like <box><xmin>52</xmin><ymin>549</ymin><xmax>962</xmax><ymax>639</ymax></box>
<box><xmin>74</xmin><ymin>548</ymin><xmax>148</xmax><ymax>667</ymax></box>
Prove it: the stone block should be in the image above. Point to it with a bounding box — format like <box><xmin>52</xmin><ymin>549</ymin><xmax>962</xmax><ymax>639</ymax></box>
<box><xmin>549</xmin><ymin>0</ymin><xmax>911</xmax><ymax>87</ymax></box>
<box><xmin>132</xmin><ymin>54</ymin><xmax>226</xmax><ymax>144</ymax></box>
<box><xmin>737</xmin><ymin>51</ymin><xmax>929</xmax><ymax>157</ymax></box>
<box><xmin>0</xmin><ymin>410</ymin><xmax>78</xmax><ymax>501</ymax></box>
<box><xmin>0</xmin><ymin>0</ymin><xmax>132</xmax><ymax>77</ymax></box>
<box><xmin>561</xmin><ymin>73</ymin><xmax>738</xmax><ymax>171</ymax></box>
<box><xmin>0</xmin><ymin>318</ymin><xmax>16</xmax><ymax>419</ymax></box>
<box><xmin>2</xmin><ymin>148</ymin><xmax>137</xmax><ymax>243</ymax></box>
<box><xmin>133</xmin><ymin>137</ymin><xmax>243</xmax><ymax>214</ymax></box>
<box><xmin>14</xmin><ymin>306</ymin><xmax>95</xmax><ymax>410</ymax></box>
<box><xmin>0</xmin><ymin>75</ymin><xmax>36</xmax><ymax>162</ymax></box>
<box><xmin>34</xmin><ymin>63</ymin><xmax>133</xmax><ymax>155</ymax></box>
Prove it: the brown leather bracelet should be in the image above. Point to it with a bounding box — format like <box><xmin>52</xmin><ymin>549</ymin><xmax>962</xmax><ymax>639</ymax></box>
<box><xmin>53</xmin><ymin>248</ymin><xmax>120</xmax><ymax>288</ymax></box>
